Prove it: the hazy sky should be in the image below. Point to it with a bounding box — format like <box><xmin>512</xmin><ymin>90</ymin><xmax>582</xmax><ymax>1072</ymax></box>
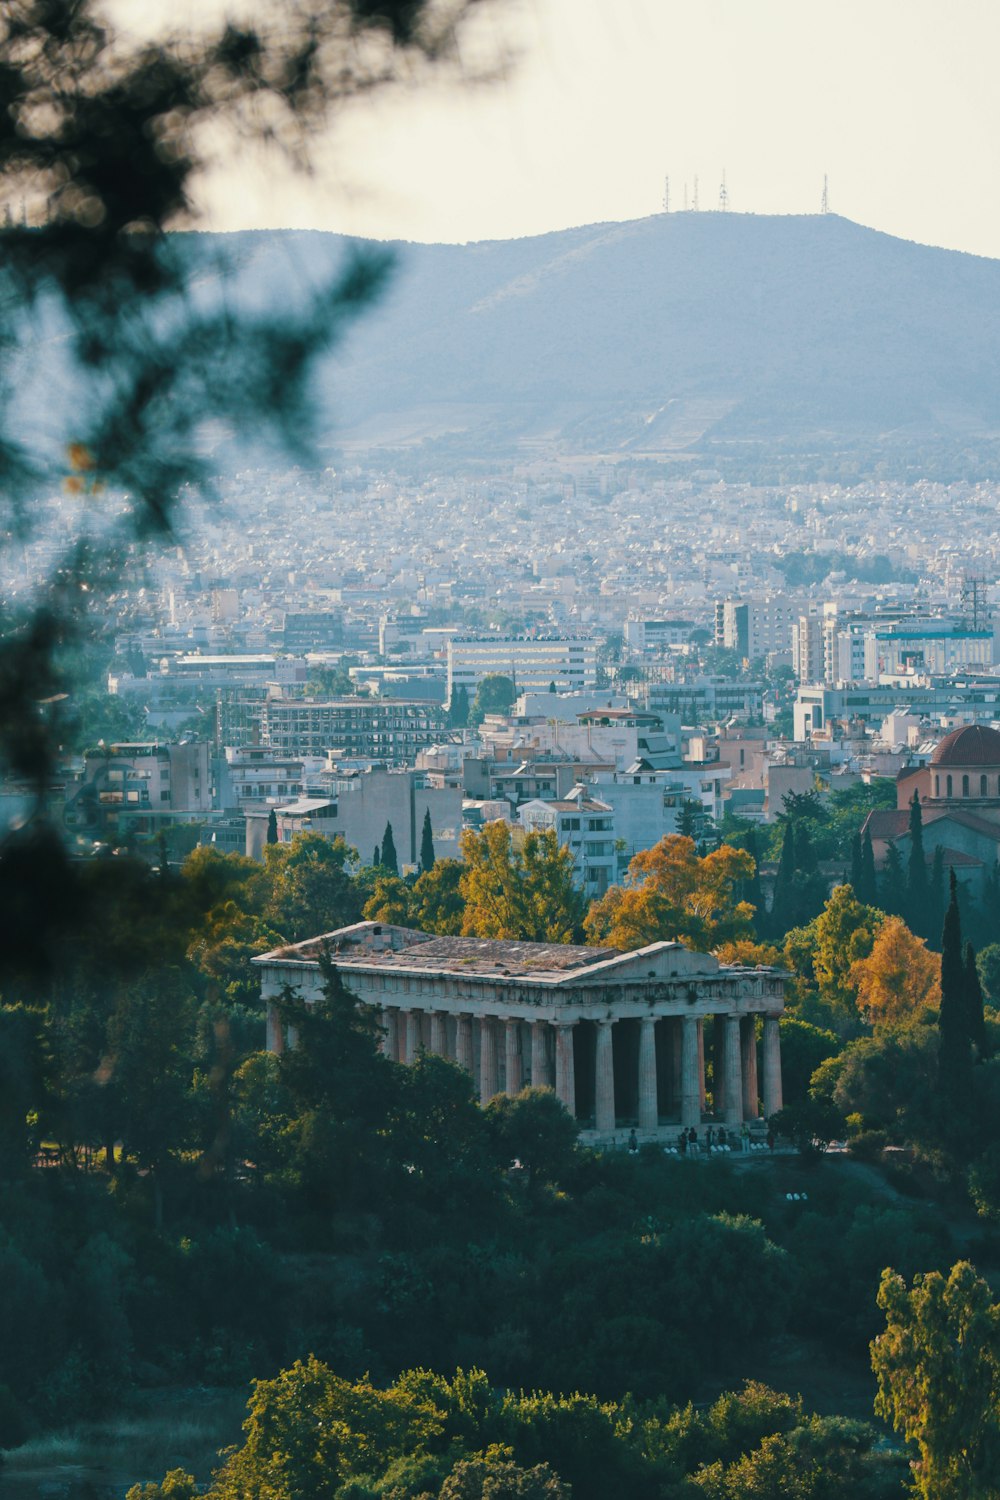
<box><xmin>129</xmin><ymin>0</ymin><xmax>1000</xmax><ymax>256</ymax></box>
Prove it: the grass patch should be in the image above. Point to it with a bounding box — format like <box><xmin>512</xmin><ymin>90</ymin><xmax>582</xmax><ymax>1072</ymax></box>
<box><xmin>2</xmin><ymin>1386</ymin><xmax>245</xmax><ymax>1493</ymax></box>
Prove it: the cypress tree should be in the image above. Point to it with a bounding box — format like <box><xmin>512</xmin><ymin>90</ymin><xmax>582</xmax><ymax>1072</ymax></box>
<box><xmin>859</xmin><ymin>825</ymin><xmax>878</xmax><ymax>906</ymax></box>
<box><xmin>770</xmin><ymin>820</ymin><xmax>797</xmax><ymax>934</ymax></box>
<box><xmin>381</xmin><ymin>820</ymin><xmax>399</xmax><ymax>876</ymax></box>
<box><xmin>373</xmin><ymin>844</ymin><xmax>381</xmax><ymax>869</ymax></box>
<box><xmin>928</xmin><ymin>845</ymin><xmax>946</xmax><ymax>943</ymax></box>
<box><xmin>777</xmin><ymin>819</ymin><xmax>796</xmax><ymax>886</ymax></box>
<box><xmin>677</xmin><ymin>799</ymin><xmax>700</xmax><ymax>839</ymax></box>
<box><xmin>744</xmin><ymin>826</ymin><xmax>765</xmax><ymax>929</ymax></box>
<box><xmin>850</xmin><ymin>831</ymin><xmax>863</xmax><ymax>894</ymax></box>
<box><xmin>906</xmin><ymin>790</ymin><xmax>928</xmax><ymax>935</ymax></box>
<box><xmin>964</xmin><ymin>941</ymin><xmax>989</xmax><ymax>1060</ymax></box>
<box><xmin>939</xmin><ymin>871</ymin><xmax>972</xmax><ymax>1097</ymax></box>
<box><xmin>419</xmin><ymin>807</ymin><xmax>435</xmax><ymax>874</ymax></box>
<box><xmin>266</xmin><ymin>807</ymin><xmax>278</xmax><ymax>845</ymax></box>
<box><xmin>880</xmin><ymin>840</ymin><xmax>907</xmax><ymax>916</ymax></box>
<box><xmin>795</xmin><ymin>820</ymin><xmax>817</xmax><ymax>874</ymax></box>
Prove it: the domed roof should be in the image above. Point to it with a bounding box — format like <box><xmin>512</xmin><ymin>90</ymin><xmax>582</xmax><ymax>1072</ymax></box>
<box><xmin>930</xmin><ymin>724</ymin><xmax>1000</xmax><ymax>767</ymax></box>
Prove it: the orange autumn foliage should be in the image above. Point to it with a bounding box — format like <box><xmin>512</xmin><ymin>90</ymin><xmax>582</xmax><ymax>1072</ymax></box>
<box><xmin>584</xmin><ymin>835</ymin><xmax>755</xmax><ymax>953</ymax></box>
<box><xmin>850</xmin><ymin>915</ymin><xmax>940</xmax><ymax>1028</ymax></box>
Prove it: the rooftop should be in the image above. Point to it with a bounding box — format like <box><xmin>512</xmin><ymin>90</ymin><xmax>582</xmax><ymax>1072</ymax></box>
<box><xmin>258</xmin><ymin>922</ymin><xmax>621</xmax><ymax>978</ymax></box>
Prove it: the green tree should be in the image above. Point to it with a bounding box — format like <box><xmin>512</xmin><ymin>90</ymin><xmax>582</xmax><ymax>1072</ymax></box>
<box><xmin>419</xmin><ymin>807</ymin><xmax>436</xmax><ymax>875</ymax></box>
<box><xmin>484</xmin><ymin>1087</ymin><xmax>579</xmax><ymax>1188</ymax></box>
<box><xmin>362</xmin><ymin>872</ymin><xmax>413</xmax><ymax>927</ymax></box>
<box><xmin>266</xmin><ymin>808</ymin><xmax>278</xmax><ymax>845</ymax></box>
<box><xmin>907</xmin><ymin>790</ymin><xmax>929</xmax><ymax>936</ymax></box>
<box><xmin>126</xmin><ymin>1473</ymin><xmax>199</xmax><ymax>1500</ymax></box>
<box><xmin>939</xmin><ymin>871</ymin><xmax>972</xmax><ymax>1104</ymax></box>
<box><xmin>858</xmin><ymin>825</ymin><xmax>878</xmax><ymax>907</ymax></box>
<box><xmin>783</xmin><ymin>885</ymin><xmax>884</xmax><ymax>1033</ymax></box>
<box><xmin>976</xmin><ymin>941</ymin><xmax>1000</xmax><ymax>1004</ymax></box>
<box><xmin>210</xmin><ymin>1354</ymin><xmax>444</xmax><ymax>1500</ymax></box>
<box><xmin>440</xmin><ymin>1448</ymin><xmax>570</xmax><ymax>1500</ymax></box>
<box><xmin>872</xmin><ymin>1261</ymin><xmax>1000</xmax><ymax>1500</ymax></box>
<box><xmin>275</xmin><ymin>960</ymin><xmax>396</xmax><ymax>1213</ymax></box>
<box><xmin>965</xmin><ymin>941</ymin><xmax>989</xmax><ymax>1060</ymax></box>
<box><xmin>879</xmin><ymin>840</ymin><xmax>907</xmax><ymax>917</ymax></box>
<box><xmin>107</xmin><ymin>967</ymin><xmax>198</xmax><ymax>1228</ymax></box>
<box><xmin>928</xmin><ymin>845</ymin><xmax>947</xmax><ymax>946</ymax></box>
<box><xmin>411</xmin><ymin>858</ymin><xmax>466</xmax><ymax>935</ymax></box>
<box><xmin>449</xmin><ymin>683</ymin><xmax>471</xmax><ymax>728</ymax></box>
<box><xmin>263</xmin><ymin>833</ymin><xmax>361</xmax><ymax>943</ymax></box>
<box><xmin>469</xmin><ymin>674</ymin><xmax>516</xmax><ymax>726</ymax></box>
<box><xmin>381</xmin><ymin>820</ymin><xmax>399</xmax><ymax>876</ymax></box>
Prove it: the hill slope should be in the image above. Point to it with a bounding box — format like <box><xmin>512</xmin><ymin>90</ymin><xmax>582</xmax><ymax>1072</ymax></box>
<box><xmin>219</xmin><ymin>212</ymin><xmax>1000</xmax><ymax>457</ymax></box>
<box><xmin>17</xmin><ymin>213</ymin><xmax>1000</xmax><ymax>463</ymax></box>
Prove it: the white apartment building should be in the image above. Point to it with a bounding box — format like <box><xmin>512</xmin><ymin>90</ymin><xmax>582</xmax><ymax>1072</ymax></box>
<box><xmin>714</xmin><ymin>597</ymin><xmax>798</xmax><ymax>658</ymax></box>
<box><xmin>447</xmin><ymin>636</ymin><xmax>599</xmax><ymax>702</ymax></box>
<box><xmin>517</xmin><ymin>787</ymin><xmax>616</xmax><ymax>895</ymax></box>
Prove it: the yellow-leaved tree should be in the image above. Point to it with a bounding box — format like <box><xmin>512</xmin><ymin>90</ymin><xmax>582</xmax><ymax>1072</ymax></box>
<box><xmin>459</xmin><ymin>823</ymin><xmax>584</xmax><ymax>943</ymax></box>
<box><xmin>583</xmin><ymin>835</ymin><xmax>755</xmax><ymax>953</ymax></box>
<box><xmin>850</xmin><ymin>914</ymin><xmax>941</xmax><ymax>1028</ymax></box>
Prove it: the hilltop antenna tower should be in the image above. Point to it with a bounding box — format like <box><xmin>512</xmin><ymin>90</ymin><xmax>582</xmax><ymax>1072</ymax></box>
<box><xmin>821</xmin><ymin>174</ymin><xmax>829</xmax><ymax>214</ymax></box>
<box><xmin>662</xmin><ymin>175</ymin><xmax>670</xmax><ymax>213</ymax></box>
<box><xmin>718</xmin><ymin>169</ymin><xmax>728</xmax><ymax>211</ymax></box>
<box><xmin>692</xmin><ymin>175</ymin><xmax>699</xmax><ymax>212</ymax></box>
<box><xmin>961</xmin><ymin>572</ymin><xmax>992</xmax><ymax>632</ymax></box>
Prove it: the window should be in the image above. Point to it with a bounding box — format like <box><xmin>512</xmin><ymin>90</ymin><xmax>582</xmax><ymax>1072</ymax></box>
<box><xmin>982</xmin><ymin>775</ymin><xmax>989</xmax><ymax>797</ymax></box>
<box><xmin>934</xmin><ymin>775</ymin><xmax>940</xmax><ymax>797</ymax></box>
<box><xmin>963</xmin><ymin>775</ymin><xmax>970</xmax><ymax>798</ymax></box>
<box><xmin>947</xmin><ymin>775</ymin><xmax>953</xmax><ymax>797</ymax></box>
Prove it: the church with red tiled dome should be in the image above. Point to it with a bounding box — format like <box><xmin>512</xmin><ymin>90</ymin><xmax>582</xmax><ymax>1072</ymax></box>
<box><xmin>862</xmin><ymin>722</ymin><xmax>1000</xmax><ymax>898</ymax></box>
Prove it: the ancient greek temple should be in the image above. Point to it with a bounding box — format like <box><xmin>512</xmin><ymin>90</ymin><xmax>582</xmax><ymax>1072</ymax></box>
<box><xmin>254</xmin><ymin>922</ymin><xmax>785</xmax><ymax>1142</ymax></box>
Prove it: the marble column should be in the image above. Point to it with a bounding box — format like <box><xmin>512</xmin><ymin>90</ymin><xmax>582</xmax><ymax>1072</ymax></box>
<box><xmin>403</xmin><ymin>1009</ymin><xmax>421</xmax><ymax>1064</ymax></box>
<box><xmin>722</xmin><ymin>1014</ymin><xmax>743</xmax><ymax>1126</ymax></box>
<box><xmin>479</xmin><ymin>1016</ymin><xmax>499</xmax><ymax>1104</ymax></box>
<box><xmin>637</xmin><ymin>1015</ymin><xmax>658</xmax><ymax>1132</ymax></box>
<box><xmin>670</xmin><ymin>1018</ymin><xmax>683</xmax><ymax>1118</ymax></box>
<box><xmin>712</xmin><ymin>1016</ymin><xmax>725</xmax><ymax>1116</ymax></box>
<box><xmin>555</xmin><ymin>1024</ymin><xmax>576</xmax><ymax>1117</ymax></box>
<box><xmin>741</xmin><ymin>1016</ymin><xmax>760</xmax><ymax>1120</ymax></box>
<box><xmin>266</xmin><ymin>1005</ymin><xmax>285</xmax><ymax>1054</ymax></box>
<box><xmin>762</xmin><ymin>1015</ymin><xmax>783</xmax><ymax>1118</ymax></box>
<box><xmin>594</xmin><ymin>1020</ymin><xmax>616</xmax><ymax>1135</ymax></box>
<box><xmin>530</xmin><ymin>1021</ymin><xmax>552</xmax><ymax>1088</ymax></box>
<box><xmin>455</xmin><ymin>1014</ymin><xmax>474</xmax><ymax>1075</ymax></box>
<box><xmin>697</xmin><ymin>1020</ymin><xmax>706</xmax><ymax>1111</ymax></box>
<box><xmin>504</xmin><ymin>1019</ymin><xmax>523</xmax><ymax>1095</ymax></box>
<box><xmin>429</xmin><ymin>1010</ymin><xmax>447</xmax><ymax>1057</ymax></box>
<box><xmin>380</xmin><ymin>1007</ymin><xmax>399</xmax><ymax>1061</ymax></box>
<box><xmin>680</xmin><ymin>1014</ymin><xmax>701</xmax><ymax>1127</ymax></box>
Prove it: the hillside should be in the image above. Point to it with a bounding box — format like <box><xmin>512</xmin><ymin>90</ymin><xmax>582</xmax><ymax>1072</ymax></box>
<box><xmin>195</xmin><ymin>212</ymin><xmax>1000</xmax><ymax>459</ymax></box>
<box><xmin>11</xmin><ymin>212</ymin><xmax>1000</xmax><ymax>465</ymax></box>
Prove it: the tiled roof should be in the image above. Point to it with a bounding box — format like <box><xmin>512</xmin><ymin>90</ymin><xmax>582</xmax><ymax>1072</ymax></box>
<box><xmin>931</xmin><ymin>724</ymin><xmax>1000</xmax><ymax>767</ymax></box>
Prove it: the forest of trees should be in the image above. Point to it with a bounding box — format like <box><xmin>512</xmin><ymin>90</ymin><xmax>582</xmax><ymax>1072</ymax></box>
<box><xmin>0</xmin><ymin>820</ymin><xmax>994</xmax><ymax>1495</ymax></box>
